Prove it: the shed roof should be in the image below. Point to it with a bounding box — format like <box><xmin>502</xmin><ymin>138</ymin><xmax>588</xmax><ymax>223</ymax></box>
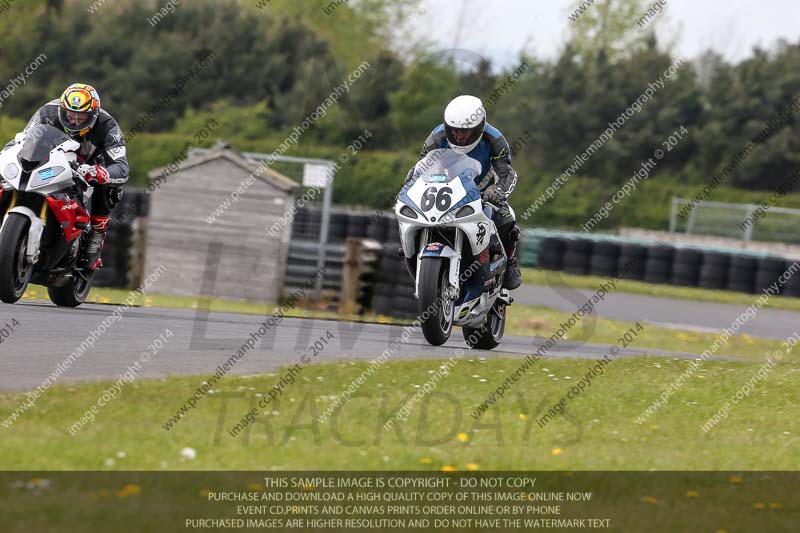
<box><xmin>148</xmin><ymin>148</ymin><xmax>299</xmax><ymax>193</ymax></box>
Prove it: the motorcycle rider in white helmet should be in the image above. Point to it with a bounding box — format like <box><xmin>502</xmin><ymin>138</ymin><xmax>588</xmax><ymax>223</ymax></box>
<box><xmin>405</xmin><ymin>95</ymin><xmax>522</xmax><ymax>289</ymax></box>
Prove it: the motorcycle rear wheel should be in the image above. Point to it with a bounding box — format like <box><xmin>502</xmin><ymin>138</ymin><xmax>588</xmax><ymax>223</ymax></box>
<box><xmin>462</xmin><ymin>300</ymin><xmax>506</xmax><ymax>350</ymax></box>
<box><xmin>0</xmin><ymin>213</ymin><xmax>33</xmax><ymax>303</ymax></box>
<box><xmin>418</xmin><ymin>257</ymin><xmax>453</xmax><ymax>346</ymax></box>
<box><xmin>48</xmin><ymin>271</ymin><xmax>93</xmax><ymax>308</ymax></box>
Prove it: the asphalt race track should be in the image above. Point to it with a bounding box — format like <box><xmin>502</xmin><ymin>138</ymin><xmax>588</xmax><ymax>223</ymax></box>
<box><xmin>0</xmin><ymin>297</ymin><xmax>707</xmax><ymax>392</ymax></box>
<box><xmin>515</xmin><ymin>284</ymin><xmax>798</xmax><ymax>340</ymax></box>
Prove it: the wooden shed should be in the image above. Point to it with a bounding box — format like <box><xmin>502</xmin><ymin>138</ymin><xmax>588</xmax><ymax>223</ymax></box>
<box><xmin>144</xmin><ymin>148</ymin><xmax>298</xmax><ymax>304</ymax></box>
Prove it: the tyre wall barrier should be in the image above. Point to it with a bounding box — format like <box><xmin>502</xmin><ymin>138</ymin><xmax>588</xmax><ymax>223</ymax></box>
<box><xmin>590</xmin><ymin>241</ymin><xmax>620</xmax><ymax>278</ymax></box>
<box><xmin>563</xmin><ymin>238</ymin><xmax>593</xmax><ymax>275</ymax></box>
<box><xmin>94</xmin><ymin>190</ymin><xmax>149</xmax><ymax>289</ymax></box>
<box><xmin>520</xmin><ymin>228</ymin><xmax>800</xmax><ymax>298</ymax></box>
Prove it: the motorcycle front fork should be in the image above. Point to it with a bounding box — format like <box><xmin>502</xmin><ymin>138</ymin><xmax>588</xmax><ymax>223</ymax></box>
<box><xmin>416</xmin><ymin>228</ymin><xmax>462</xmax><ymax>300</ymax></box>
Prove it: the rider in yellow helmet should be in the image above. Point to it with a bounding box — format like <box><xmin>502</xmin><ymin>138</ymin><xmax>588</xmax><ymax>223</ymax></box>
<box><xmin>25</xmin><ymin>83</ymin><xmax>129</xmax><ymax>270</ymax></box>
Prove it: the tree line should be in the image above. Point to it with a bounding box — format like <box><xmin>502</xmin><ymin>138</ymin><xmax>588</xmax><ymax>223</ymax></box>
<box><xmin>0</xmin><ymin>0</ymin><xmax>798</xmax><ymax>229</ymax></box>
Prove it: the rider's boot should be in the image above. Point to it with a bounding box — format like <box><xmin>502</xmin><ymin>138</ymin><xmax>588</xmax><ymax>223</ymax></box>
<box><xmin>79</xmin><ymin>215</ymin><xmax>109</xmax><ymax>270</ymax></box>
<box><xmin>502</xmin><ymin>225</ymin><xmax>522</xmax><ymax>290</ymax></box>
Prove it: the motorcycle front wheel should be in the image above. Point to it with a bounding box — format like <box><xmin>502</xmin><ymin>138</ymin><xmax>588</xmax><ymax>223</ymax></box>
<box><xmin>418</xmin><ymin>257</ymin><xmax>454</xmax><ymax>346</ymax></box>
<box><xmin>0</xmin><ymin>213</ymin><xmax>33</xmax><ymax>303</ymax></box>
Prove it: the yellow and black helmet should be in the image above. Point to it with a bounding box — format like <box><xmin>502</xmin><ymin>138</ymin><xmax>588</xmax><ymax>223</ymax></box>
<box><xmin>58</xmin><ymin>83</ymin><xmax>101</xmax><ymax>136</ymax></box>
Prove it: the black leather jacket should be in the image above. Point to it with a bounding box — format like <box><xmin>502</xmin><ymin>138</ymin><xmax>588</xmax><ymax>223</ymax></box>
<box><xmin>25</xmin><ymin>99</ymin><xmax>129</xmax><ymax>185</ymax></box>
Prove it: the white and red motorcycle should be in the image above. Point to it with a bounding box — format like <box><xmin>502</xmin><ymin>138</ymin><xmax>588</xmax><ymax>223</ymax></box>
<box><xmin>0</xmin><ymin>124</ymin><xmax>100</xmax><ymax>306</ymax></box>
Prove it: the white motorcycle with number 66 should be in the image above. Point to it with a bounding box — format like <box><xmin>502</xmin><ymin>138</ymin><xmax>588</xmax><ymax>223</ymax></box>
<box><xmin>395</xmin><ymin>149</ymin><xmax>512</xmax><ymax>349</ymax></box>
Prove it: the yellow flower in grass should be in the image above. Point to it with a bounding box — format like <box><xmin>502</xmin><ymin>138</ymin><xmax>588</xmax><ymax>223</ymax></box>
<box><xmin>641</xmin><ymin>496</ymin><xmax>658</xmax><ymax>504</ymax></box>
<box><xmin>248</xmin><ymin>483</ymin><xmax>263</xmax><ymax>491</ymax></box>
<box><xmin>677</xmin><ymin>332</ymin><xmax>690</xmax><ymax>341</ymax></box>
<box><xmin>466</xmin><ymin>463</ymin><xmax>480</xmax><ymax>471</ymax></box>
<box><xmin>440</xmin><ymin>465</ymin><xmax>457</xmax><ymax>472</ymax></box>
<box><xmin>728</xmin><ymin>475</ymin><xmax>743</xmax><ymax>484</ymax></box>
<box><xmin>419</xmin><ymin>457</ymin><xmax>432</xmax><ymax>464</ymax></box>
<box><xmin>769</xmin><ymin>502</ymin><xmax>782</xmax><ymax>509</ymax></box>
<box><xmin>100</xmin><ymin>296</ymin><xmax>110</xmax><ymax>304</ymax></box>
<box><xmin>116</xmin><ymin>484</ymin><xmax>141</xmax><ymax>498</ymax></box>
<box><xmin>551</xmin><ymin>448</ymin><xmax>562</xmax><ymax>456</ymax></box>
<box><xmin>518</xmin><ymin>413</ymin><xmax>529</xmax><ymax>421</ymax></box>
<box><xmin>685</xmin><ymin>490</ymin><xmax>700</xmax><ymax>498</ymax></box>
<box><xmin>753</xmin><ymin>502</ymin><xmax>765</xmax><ymax>510</ymax></box>
<box><xmin>456</xmin><ymin>433</ymin><xmax>469</xmax><ymax>442</ymax></box>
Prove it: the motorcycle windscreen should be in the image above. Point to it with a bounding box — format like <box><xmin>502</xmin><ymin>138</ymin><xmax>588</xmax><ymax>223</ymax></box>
<box><xmin>18</xmin><ymin>125</ymin><xmax>70</xmax><ymax>165</ymax></box>
<box><xmin>413</xmin><ymin>148</ymin><xmax>481</xmax><ymax>184</ymax></box>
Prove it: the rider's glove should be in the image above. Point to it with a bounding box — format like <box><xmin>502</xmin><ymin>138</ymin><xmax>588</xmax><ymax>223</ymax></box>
<box><xmin>481</xmin><ymin>184</ymin><xmax>506</xmax><ymax>206</ymax></box>
<box><xmin>79</xmin><ymin>164</ymin><xmax>109</xmax><ymax>186</ymax></box>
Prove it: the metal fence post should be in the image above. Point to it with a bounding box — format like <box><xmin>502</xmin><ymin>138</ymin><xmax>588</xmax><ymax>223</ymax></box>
<box><xmin>315</xmin><ymin>164</ymin><xmax>334</xmax><ymax>301</ymax></box>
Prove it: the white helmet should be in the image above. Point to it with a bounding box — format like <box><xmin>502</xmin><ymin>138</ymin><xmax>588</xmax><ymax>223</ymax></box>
<box><xmin>443</xmin><ymin>95</ymin><xmax>486</xmax><ymax>154</ymax></box>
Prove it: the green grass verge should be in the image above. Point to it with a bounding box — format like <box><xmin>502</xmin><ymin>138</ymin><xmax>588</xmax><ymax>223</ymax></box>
<box><xmin>523</xmin><ymin>268</ymin><xmax>800</xmax><ymax>312</ymax></box>
<box><xmin>1</xmin><ymin>356</ymin><xmax>797</xmax><ymax>471</ymax></box>
<box><xmin>505</xmin><ymin>306</ymin><xmax>786</xmax><ymax>362</ymax></box>
<box><xmin>21</xmin><ymin>284</ymin><xmax>391</xmax><ymax>324</ymax></box>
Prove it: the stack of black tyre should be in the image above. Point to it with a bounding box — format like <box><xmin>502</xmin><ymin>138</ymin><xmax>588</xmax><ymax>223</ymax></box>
<box><xmin>699</xmin><ymin>251</ymin><xmax>730</xmax><ymax>289</ymax></box>
<box><xmin>291</xmin><ymin>207</ymin><xmax>401</xmax><ymax>244</ymax></box>
<box><xmin>671</xmin><ymin>248</ymin><xmax>703</xmax><ymax>287</ymax></box>
<box><xmin>290</xmin><ymin>208</ymin><xmax>322</xmax><ymax>241</ymax></box>
<box><xmin>590</xmin><ymin>241</ymin><xmax>621</xmax><ymax>277</ymax></box>
<box><xmin>537</xmin><ymin>236</ymin><xmax>566</xmax><ymax>271</ymax></box>
<box><xmin>93</xmin><ymin>190</ymin><xmax>148</xmax><ymax>288</ymax></box>
<box><xmin>727</xmin><ymin>255</ymin><xmax>758</xmax><ymax>293</ymax></box>
<box><xmin>520</xmin><ymin>230</ymin><xmax>800</xmax><ymax>298</ymax></box>
<box><xmin>370</xmin><ymin>243</ymin><xmax>418</xmax><ymax>319</ymax></box>
<box><xmin>783</xmin><ymin>260</ymin><xmax>800</xmax><ymax>297</ymax></box>
<box><xmin>617</xmin><ymin>243</ymin><xmax>647</xmax><ymax>280</ymax></box>
<box><xmin>562</xmin><ymin>237</ymin><xmax>593</xmax><ymax>275</ymax></box>
<box><xmin>754</xmin><ymin>256</ymin><xmax>788</xmax><ymax>295</ymax></box>
<box><xmin>643</xmin><ymin>244</ymin><xmax>673</xmax><ymax>284</ymax></box>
